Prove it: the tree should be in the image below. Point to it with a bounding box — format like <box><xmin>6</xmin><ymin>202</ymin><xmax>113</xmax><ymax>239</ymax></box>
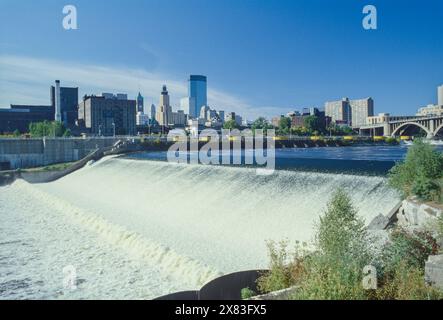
<box><xmin>304</xmin><ymin>115</ymin><xmax>323</xmax><ymax>134</ymax></box>
<box><xmin>251</xmin><ymin>117</ymin><xmax>273</xmax><ymax>134</ymax></box>
<box><xmin>13</xmin><ymin>129</ymin><xmax>21</xmax><ymax>137</ymax></box>
<box><xmin>223</xmin><ymin>119</ymin><xmax>239</xmax><ymax>130</ymax></box>
<box><xmin>63</xmin><ymin>128</ymin><xmax>72</xmax><ymax>137</ymax></box>
<box><xmin>278</xmin><ymin>117</ymin><xmax>291</xmax><ymax>135</ymax></box>
<box><xmin>29</xmin><ymin>121</ymin><xmax>68</xmax><ymax>137</ymax></box>
<box><xmin>388</xmin><ymin>139</ymin><xmax>443</xmax><ymax>201</ymax></box>
<box><xmin>317</xmin><ymin>189</ymin><xmax>369</xmax><ymax>260</ymax></box>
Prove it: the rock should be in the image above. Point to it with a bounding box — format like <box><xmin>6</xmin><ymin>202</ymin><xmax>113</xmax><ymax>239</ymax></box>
<box><xmin>397</xmin><ymin>198</ymin><xmax>442</xmax><ymax>230</ymax></box>
<box><xmin>425</xmin><ymin>255</ymin><xmax>443</xmax><ymax>290</ymax></box>
<box><xmin>368</xmin><ymin>214</ymin><xmax>391</xmax><ymax>230</ymax></box>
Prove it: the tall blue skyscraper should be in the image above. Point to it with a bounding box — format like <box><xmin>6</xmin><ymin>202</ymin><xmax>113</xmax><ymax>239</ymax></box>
<box><xmin>136</xmin><ymin>92</ymin><xmax>144</xmax><ymax>113</ymax></box>
<box><xmin>188</xmin><ymin>75</ymin><xmax>207</xmax><ymax>119</ymax></box>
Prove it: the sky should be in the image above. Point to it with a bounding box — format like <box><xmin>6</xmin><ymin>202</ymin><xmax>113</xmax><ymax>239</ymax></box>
<box><xmin>0</xmin><ymin>0</ymin><xmax>442</xmax><ymax>120</ymax></box>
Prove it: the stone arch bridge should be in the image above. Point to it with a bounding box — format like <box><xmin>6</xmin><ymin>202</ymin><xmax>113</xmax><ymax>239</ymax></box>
<box><xmin>359</xmin><ymin>115</ymin><xmax>443</xmax><ymax>138</ymax></box>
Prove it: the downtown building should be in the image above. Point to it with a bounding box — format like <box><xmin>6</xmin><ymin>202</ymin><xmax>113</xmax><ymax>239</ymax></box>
<box><xmin>180</xmin><ymin>75</ymin><xmax>207</xmax><ymax>119</ymax></box>
<box><xmin>325</xmin><ymin>97</ymin><xmax>374</xmax><ymax>127</ymax></box>
<box><xmin>77</xmin><ymin>93</ymin><xmax>136</xmax><ymax>136</ymax></box>
<box><xmin>51</xmin><ymin>80</ymin><xmax>79</xmax><ymax>126</ymax></box>
<box><xmin>416</xmin><ymin>84</ymin><xmax>443</xmax><ymax>117</ymax></box>
<box><xmin>156</xmin><ymin>85</ymin><xmax>186</xmax><ymax>128</ymax></box>
<box><xmin>0</xmin><ymin>80</ymin><xmax>78</xmax><ymax>133</ymax></box>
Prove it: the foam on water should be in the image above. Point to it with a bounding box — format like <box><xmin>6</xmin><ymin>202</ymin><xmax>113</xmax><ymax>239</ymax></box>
<box><xmin>1</xmin><ymin>157</ymin><xmax>400</xmax><ymax>299</ymax></box>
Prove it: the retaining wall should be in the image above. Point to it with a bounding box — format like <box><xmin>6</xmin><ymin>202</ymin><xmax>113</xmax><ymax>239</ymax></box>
<box><xmin>0</xmin><ymin>137</ymin><xmax>120</xmax><ymax>169</ymax></box>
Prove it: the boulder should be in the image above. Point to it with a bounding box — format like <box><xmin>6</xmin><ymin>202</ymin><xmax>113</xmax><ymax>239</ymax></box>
<box><xmin>397</xmin><ymin>198</ymin><xmax>442</xmax><ymax>230</ymax></box>
<box><xmin>425</xmin><ymin>255</ymin><xmax>443</xmax><ymax>290</ymax></box>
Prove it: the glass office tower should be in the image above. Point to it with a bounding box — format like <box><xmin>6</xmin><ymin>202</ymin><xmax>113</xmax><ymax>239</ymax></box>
<box><xmin>188</xmin><ymin>75</ymin><xmax>207</xmax><ymax>118</ymax></box>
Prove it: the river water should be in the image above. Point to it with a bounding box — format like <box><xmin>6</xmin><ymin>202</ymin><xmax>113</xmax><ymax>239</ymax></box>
<box><xmin>1</xmin><ymin>145</ymin><xmax>440</xmax><ymax>299</ymax></box>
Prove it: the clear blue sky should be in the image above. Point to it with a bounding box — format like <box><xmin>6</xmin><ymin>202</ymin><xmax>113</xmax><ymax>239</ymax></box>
<box><xmin>0</xmin><ymin>0</ymin><xmax>442</xmax><ymax>119</ymax></box>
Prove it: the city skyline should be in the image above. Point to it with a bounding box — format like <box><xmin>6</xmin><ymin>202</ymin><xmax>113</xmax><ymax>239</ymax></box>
<box><xmin>1</xmin><ymin>0</ymin><xmax>442</xmax><ymax>120</ymax></box>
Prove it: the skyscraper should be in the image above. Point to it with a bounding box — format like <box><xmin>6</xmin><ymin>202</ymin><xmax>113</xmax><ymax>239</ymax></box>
<box><xmin>438</xmin><ymin>84</ymin><xmax>443</xmax><ymax>106</ymax></box>
<box><xmin>155</xmin><ymin>85</ymin><xmax>172</xmax><ymax>126</ymax></box>
<box><xmin>188</xmin><ymin>75</ymin><xmax>207</xmax><ymax>119</ymax></box>
<box><xmin>150</xmin><ymin>104</ymin><xmax>156</xmax><ymax>120</ymax></box>
<box><xmin>180</xmin><ymin>97</ymin><xmax>195</xmax><ymax>117</ymax></box>
<box><xmin>137</xmin><ymin>92</ymin><xmax>144</xmax><ymax>113</ymax></box>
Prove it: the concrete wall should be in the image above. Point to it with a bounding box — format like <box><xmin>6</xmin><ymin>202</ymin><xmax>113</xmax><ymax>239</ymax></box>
<box><xmin>0</xmin><ymin>137</ymin><xmax>120</xmax><ymax>169</ymax></box>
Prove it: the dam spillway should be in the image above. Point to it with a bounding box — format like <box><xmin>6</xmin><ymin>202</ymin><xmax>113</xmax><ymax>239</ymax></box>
<box><xmin>0</xmin><ymin>156</ymin><xmax>400</xmax><ymax>299</ymax></box>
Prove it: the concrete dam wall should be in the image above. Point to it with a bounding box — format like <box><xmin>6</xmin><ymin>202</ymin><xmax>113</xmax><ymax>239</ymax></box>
<box><xmin>0</xmin><ymin>137</ymin><xmax>121</xmax><ymax>169</ymax></box>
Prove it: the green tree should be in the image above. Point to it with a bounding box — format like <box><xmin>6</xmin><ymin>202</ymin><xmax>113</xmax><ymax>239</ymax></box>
<box><xmin>251</xmin><ymin>117</ymin><xmax>273</xmax><ymax>134</ymax></box>
<box><xmin>278</xmin><ymin>117</ymin><xmax>291</xmax><ymax>135</ymax></box>
<box><xmin>13</xmin><ymin>129</ymin><xmax>21</xmax><ymax>137</ymax></box>
<box><xmin>388</xmin><ymin>139</ymin><xmax>443</xmax><ymax>200</ymax></box>
<box><xmin>223</xmin><ymin>119</ymin><xmax>239</xmax><ymax>130</ymax></box>
<box><xmin>29</xmin><ymin>121</ymin><xmax>68</xmax><ymax>137</ymax></box>
<box><xmin>317</xmin><ymin>189</ymin><xmax>369</xmax><ymax>260</ymax></box>
<box><xmin>304</xmin><ymin>115</ymin><xmax>323</xmax><ymax>134</ymax></box>
<box><xmin>63</xmin><ymin>128</ymin><xmax>72</xmax><ymax>137</ymax></box>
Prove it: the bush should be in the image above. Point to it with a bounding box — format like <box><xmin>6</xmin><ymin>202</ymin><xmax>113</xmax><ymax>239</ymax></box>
<box><xmin>257</xmin><ymin>240</ymin><xmax>301</xmax><ymax>293</ymax></box>
<box><xmin>389</xmin><ymin>139</ymin><xmax>443</xmax><ymax>201</ymax></box>
<box><xmin>385</xmin><ymin>137</ymin><xmax>399</xmax><ymax>145</ymax></box>
<box><xmin>291</xmin><ymin>189</ymin><xmax>372</xmax><ymax>299</ymax></box>
<box><xmin>316</xmin><ymin>189</ymin><xmax>370</xmax><ymax>262</ymax></box>
<box><xmin>374</xmin><ymin>262</ymin><xmax>443</xmax><ymax>300</ymax></box>
<box><xmin>380</xmin><ymin>229</ymin><xmax>438</xmax><ymax>278</ymax></box>
<box><xmin>240</xmin><ymin>287</ymin><xmax>256</xmax><ymax>300</ymax></box>
<box><xmin>29</xmin><ymin>120</ymin><xmax>69</xmax><ymax>137</ymax></box>
<box><xmin>257</xmin><ymin>189</ymin><xmax>443</xmax><ymax>300</ymax></box>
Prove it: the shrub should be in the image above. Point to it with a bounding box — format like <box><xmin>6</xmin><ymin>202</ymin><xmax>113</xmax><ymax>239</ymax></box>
<box><xmin>437</xmin><ymin>215</ymin><xmax>443</xmax><ymax>240</ymax></box>
<box><xmin>411</xmin><ymin>174</ymin><xmax>440</xmax><ymax>201</ymax></box>
<box><xmin>240</xmin><ymin>287</ymin><xmax>256</xmax><ymax>300</ymax></box>
<box><xmin>380</xmin><ymin>229</ymin><xmax>438</xmax><ymax>278</ymax></box>
<box><xmin>316</xmin><ymin>189</ymin><xmax>370</xmax><ymax>263</ymax></box>
<box><xmin>374</xmin><ymin>262</ymin><xmax>443</xmax><ymax>300</ymax></box>
<box><xmin>256</xmin><ymin>240</ymin><xmax>299</xmax><ymax>293</ymax></box>
<box><xmin>385</xmin><ymin>137</ymin><xmax>399</xmax><ymax>145</ymax></box>
<box><xmin>258</xmin><ymin>190</ymin><xmax>443</xmax><ymax>300</ymax></box>
<box><xmin>388</xmin><ymin>139</ymin><xmax>443</xmax><ymax>201</ymax></box>
<box><xmin>291</xmin><ymin>189</ymin><xmax>372</xmax><ymax>300</ymax></box>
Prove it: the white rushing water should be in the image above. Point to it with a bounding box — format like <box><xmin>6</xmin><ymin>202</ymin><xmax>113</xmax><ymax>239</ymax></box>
<box><xmin>0</xmin><ymin>156</ymin><xmax>400</xmax><ymax>299</ymax></box>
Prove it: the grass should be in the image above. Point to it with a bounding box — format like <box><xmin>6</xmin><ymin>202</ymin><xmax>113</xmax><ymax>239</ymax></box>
<box><xmin>22</xmin><ymin>161</ymin><xmax>76</xmax><ymax>172</ymax></box>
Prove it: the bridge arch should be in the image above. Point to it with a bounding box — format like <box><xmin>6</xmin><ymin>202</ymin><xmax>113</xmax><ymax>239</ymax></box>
<box><xmin>435</xmin><ymin>123</ymin><xmax>443</xmax><ymax>136</ymax></box>
<box><xmin>391</xmin><ymin>122</ymin><xmax>432</xmax><ymax>137</ymax></box>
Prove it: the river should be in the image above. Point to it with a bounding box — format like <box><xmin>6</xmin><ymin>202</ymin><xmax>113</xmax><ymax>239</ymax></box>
<box><xmin>2</xmin><ymin>145</ymin><xmax>440</xmax><ymax>299</ymax></box>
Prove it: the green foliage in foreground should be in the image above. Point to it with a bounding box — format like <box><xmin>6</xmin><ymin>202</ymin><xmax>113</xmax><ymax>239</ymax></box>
<box><xmin>240</xmin><ymin>287</ymin><xmax>256</xmax><ymax>300</ymax></box>
<box><xmin>388</xmin><ymin>139</ymin><xmax>443</xmax><ymax>202</ymax></box>
<box><xmin>256</xmin><ymin>189</ymin><xmax>443</xmax><ymax>300</ymax></box>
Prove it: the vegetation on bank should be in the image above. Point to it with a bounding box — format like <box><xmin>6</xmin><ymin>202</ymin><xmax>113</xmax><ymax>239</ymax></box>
<box><xmin>29</xmin><ymin>121</ymin><xmax>71</xmax><ymax>137</ymax></box>
<box><xmin>388</xmin><ymin>139</ymin><xmax>443</xmax><ymax>203</ymax></box>
<box><xmin>17</xmin><ymin>161</ymin><xmax>76</xmax><ymax>173</ymax></box>
<box><xmin>255</xmin><ymin>189</ymin><xmax>442</xmax><ymax>300</ymax></box>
